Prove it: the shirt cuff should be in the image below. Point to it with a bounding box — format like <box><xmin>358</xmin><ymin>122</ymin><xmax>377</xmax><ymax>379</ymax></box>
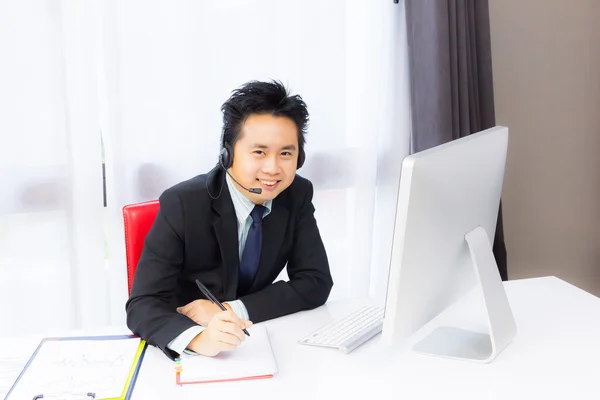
<box><xmin>225</xmin><ymin>300</ymin><xmax>249</xmax><ymax>321</ymax></box>
<box><xmin>166</xmin><ymin>325</ymin><xmax>205</xmax><ymax>356</ymax></box>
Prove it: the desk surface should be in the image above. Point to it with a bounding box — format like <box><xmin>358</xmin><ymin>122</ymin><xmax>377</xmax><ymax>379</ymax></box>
<box><xmin>2</xmin><ymin>277</ymin><xmax>600</xmax><ymax>399</ymax></box>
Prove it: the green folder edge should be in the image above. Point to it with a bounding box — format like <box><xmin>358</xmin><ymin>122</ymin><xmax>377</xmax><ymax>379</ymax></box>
<box><xmin>4</xmin><ymin>334</ymin><xmax>148</xmax><ymax>400</ymax></box>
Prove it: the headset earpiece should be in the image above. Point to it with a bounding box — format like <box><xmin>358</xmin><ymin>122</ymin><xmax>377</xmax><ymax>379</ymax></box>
<box><xmin>220</xmin><ymin>142</ymin><xmax>234</xmax><ymax>169</ymax></box>
<box><xmin>297</xmin><ymin>147</ymin><xmax>305</xmax><ymax>169</ymax></box>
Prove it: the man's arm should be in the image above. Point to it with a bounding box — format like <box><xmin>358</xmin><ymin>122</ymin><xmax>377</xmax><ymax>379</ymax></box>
<box><xmin>125</xmin><ymin>189</ymin><xmax>198</xmax><ymax>359</ymax></box>
<box><xmin>240</xmin><ymin>180</ymin><xmax>333</xmax><ymax>322</ymax></box>
<box><xmin>167</xmin><ymin>326</ymin><xmax>205</xmax><ymax>356</ymax></box>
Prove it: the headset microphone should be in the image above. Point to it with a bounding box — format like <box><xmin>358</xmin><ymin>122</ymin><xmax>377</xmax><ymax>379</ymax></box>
<box><xmin>220</xmin><ymin>161</ymin><xmax>263</xmax><ymax>195</ymax></box>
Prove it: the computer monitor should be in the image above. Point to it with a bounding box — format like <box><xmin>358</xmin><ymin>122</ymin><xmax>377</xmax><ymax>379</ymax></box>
<box><xmin>381</xmin><ymin>125</ymin><xmax>517</xmax><ymax>363</ymax></box>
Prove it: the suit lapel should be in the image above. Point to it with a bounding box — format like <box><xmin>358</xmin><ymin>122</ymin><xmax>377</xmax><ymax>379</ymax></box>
<box><xmin>251</xmin><ymin>203</ymin><xmax>289</xmax><ymax>292</ymax></box>
<box><xmin>210</xmin><ymin>168</ymin><xmax>240</xmax><ymax>300</ymax></box>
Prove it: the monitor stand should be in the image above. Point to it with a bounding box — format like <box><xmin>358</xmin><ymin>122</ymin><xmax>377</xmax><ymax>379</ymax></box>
<box><xmin>412</xmin><ymin>226</ymin><xmax>517</xmax><ymax>363</ymax></box>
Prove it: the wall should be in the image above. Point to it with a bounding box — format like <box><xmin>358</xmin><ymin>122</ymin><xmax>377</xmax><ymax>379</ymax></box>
<box><xmin>489</xmin><ymin>0</ymin><xmax>600</xmax><ymax>295</ymax></box>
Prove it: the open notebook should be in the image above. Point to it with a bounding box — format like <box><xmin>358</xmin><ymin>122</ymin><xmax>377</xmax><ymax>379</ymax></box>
<box><xmin>176</xmin><ymin>324</ymin><xmax>277</xmax><ymax>385</ymax></box>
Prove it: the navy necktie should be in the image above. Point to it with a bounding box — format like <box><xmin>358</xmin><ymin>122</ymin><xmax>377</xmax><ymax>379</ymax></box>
<box><xmin>239</xmin><ymin>205</ymin><xmax>265</xmax><ymax>296</ymax></box>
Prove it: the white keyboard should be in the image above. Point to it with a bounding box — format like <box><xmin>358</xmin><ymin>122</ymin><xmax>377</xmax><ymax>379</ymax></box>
<box><xmin>298</xmin><ymin>306</ymin><xmax>384</xmax><ymax>354</ymax></box>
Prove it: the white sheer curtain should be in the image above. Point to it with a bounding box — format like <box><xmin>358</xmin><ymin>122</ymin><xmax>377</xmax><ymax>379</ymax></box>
<box><xmin>100</xmin><ymin>0</ymin><xmax>411</xmax><ymax>323</ymax></box>
<box><xmin>0</xmin><ymin>0</ymin><xmax>108</xmax><ymax>337</ymax></box>
<box><xmin>0</xmin><ymin>0</ymin><xmax>410</xmax><ymax>337</ymax></box>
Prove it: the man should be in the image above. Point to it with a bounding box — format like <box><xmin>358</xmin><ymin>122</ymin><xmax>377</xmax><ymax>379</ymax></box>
<box><xmin>126</xmin><ymin>80</ymin><xmax>333</xmax><ymax>359</ymax></box>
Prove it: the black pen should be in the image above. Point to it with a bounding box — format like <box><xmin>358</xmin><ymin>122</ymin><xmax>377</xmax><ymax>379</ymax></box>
<box><xmin>195</xmin><ymin>279</ymin><xmax>250</xmax><ymax>337</ymax></box>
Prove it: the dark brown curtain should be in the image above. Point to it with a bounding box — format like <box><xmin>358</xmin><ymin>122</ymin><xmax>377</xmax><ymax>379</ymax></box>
<box><xmin>405</xmin><ymin>0</ymin><xmax>508</xmax><ymax>280</ymax></box>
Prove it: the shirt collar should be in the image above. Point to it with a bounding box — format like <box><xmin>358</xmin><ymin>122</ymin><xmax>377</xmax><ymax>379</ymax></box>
<box><xmin>225</xmin><ymin>173</ymin><xmax>272</xmax><ymax>225</ymax></box>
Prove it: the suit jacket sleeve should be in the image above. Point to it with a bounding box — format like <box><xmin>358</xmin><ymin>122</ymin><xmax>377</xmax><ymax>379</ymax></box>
<box><xmin>240</xmin><ymin>180</ymin><xmax>333</xmax><ymax>322</ymax></box>
<box><xmin>125</xmin><ymin>189</ymin><xmax>198</xmax><ymax>359</ymax></box>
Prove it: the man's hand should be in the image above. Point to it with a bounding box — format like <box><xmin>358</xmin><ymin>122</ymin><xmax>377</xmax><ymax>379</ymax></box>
<box><xmin>187</xmin><ymin>310</ymin><xmax>253</xmax><ymax>356</ymax></box>
<box><xmin>177</xmin><ymin>299</ymin><xmax>232</xmax><ymax>327</ymax></box>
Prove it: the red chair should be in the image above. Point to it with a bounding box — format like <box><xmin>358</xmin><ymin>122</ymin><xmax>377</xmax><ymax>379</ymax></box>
<box><xmin>123</xmin><ymin>200</ymin><xmax>160</xmax><ymax>295</ymax></box>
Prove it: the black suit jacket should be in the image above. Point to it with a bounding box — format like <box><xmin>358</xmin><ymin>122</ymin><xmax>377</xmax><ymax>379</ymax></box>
<box><xmin>125</xmin><ymin>167</ymin><xmax>333</xmax><ymax>359</ymax></box>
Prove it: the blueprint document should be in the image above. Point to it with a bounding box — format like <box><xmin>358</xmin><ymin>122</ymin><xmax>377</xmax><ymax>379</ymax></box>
<box><xmin>5</xmin><ymin>337</ymin><xmax>141</xmax><ymax>399</ymax></box>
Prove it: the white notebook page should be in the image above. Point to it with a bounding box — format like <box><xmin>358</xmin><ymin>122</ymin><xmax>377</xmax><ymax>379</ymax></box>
<box><xmin>180</xmin><ymin>324</ymin><xmax>277</xmax><ymax>383</ymax></box>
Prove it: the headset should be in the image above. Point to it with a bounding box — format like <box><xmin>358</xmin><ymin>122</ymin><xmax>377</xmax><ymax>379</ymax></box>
<box><xmin>219</xmin><ymin>141</ymin><xmax>305</xmax><ymax>170</ymax></box>
<box><xmin>217</xmin><ymin>140</ymin><xmax>305</xmax><ymax>195</ymax></box>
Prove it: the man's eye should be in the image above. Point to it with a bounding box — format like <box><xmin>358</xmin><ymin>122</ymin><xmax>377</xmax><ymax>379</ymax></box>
<box><xmin>253</xmin><ymin>150</ymin><xmax>265</xmax><ymax>155</ymax></box>
<box><xmin>281</xmin><ymin>152</ymin><xmax>292</xmax><ymax>156</ymax></box>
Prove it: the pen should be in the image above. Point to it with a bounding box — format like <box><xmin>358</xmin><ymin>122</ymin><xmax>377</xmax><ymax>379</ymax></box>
<box><xmin>195</xmin><ymin>279</ymin><xmax>250</xmax><ymax>337</ymax></box>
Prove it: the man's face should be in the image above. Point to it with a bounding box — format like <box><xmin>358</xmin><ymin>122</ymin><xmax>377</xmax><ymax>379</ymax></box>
<box><xmin>229</xmin><ymin>114</ymin><xmax>300</xmax><ymax>204</ymax></box>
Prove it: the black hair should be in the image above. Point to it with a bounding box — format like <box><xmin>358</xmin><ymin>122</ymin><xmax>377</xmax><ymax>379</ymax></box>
<box><xmin>220</xmin><ymin>80</ymin><xmax>309</xmax><ymax>149</ymax></box>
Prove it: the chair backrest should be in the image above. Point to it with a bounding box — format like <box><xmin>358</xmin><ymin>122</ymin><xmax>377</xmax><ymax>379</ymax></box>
<box><xmin>122</xmin><ymin>200</ymin><xmax>160</xmax><ymax>295</ymax></box>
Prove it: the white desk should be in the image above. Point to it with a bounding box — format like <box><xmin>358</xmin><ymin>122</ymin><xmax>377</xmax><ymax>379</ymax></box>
<box><xmin>2</xmin><ymin>277</ymin><xmax>600</xmax><ymax>399</ymax></box>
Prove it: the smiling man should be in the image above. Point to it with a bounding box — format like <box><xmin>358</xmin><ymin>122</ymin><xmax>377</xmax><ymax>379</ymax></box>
<box><xmin>126</xmin><ymin>80</ymin><xmax>333</xmax><ymax>359</ymax></box>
